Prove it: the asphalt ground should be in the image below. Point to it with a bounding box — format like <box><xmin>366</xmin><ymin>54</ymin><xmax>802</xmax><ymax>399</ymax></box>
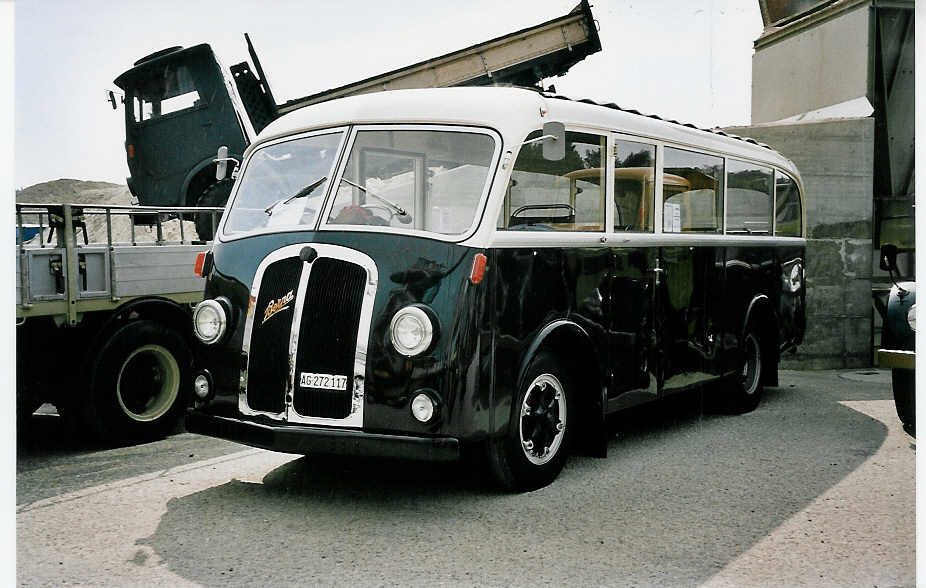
<box><xmin>16</xmin><ymin>369</ymin><xmax>915</xmax><ymax>587</ymax></box>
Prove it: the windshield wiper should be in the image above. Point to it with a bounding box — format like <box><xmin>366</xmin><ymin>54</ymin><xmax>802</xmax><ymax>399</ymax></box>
<box><xmin>264</xmin><ymin>176</ymin><xmax>327</xmax><ymax>215</ymax></box>
<box><xmin>340</xmin><ymin>177</ymin><xmax>408</xmax><ymax>217</ymax></box>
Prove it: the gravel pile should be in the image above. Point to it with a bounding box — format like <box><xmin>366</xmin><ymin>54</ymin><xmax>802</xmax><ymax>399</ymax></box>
<box><xmin>16</xmin><ymin>179</ymin><xmax>213</xmax><ymax>244</ymax></box>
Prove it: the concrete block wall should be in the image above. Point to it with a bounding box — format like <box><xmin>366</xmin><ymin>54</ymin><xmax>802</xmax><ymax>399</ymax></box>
<box><xmin>725</xmin><ymin>117</ymin><xmax>875</xmax><ymax>369</ymax></box>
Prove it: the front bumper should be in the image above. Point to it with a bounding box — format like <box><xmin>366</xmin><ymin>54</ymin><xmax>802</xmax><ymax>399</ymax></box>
<box><xmin>186</xmin><ymin>411</ymin><xmax>461</xmax><ymax>462</ymax></box>
<box><xmin>877</xmin><ymin>349</ymin><xmax>916</xmax><ymax>370</ymax></box>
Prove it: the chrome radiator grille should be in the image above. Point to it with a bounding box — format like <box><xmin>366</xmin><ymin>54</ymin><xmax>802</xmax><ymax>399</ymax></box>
<box><xmin>240</xmin><ymin>244</ymin><xmax>377</xmax><ymax>427</ymax></box>
<box><xmin>293</xmin><ymin>257</ymin><xmax>366</xmax><ymax>419</ymax></box>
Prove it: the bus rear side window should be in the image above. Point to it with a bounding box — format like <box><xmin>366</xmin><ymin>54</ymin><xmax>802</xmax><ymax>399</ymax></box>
<box><xmin>775</xmin><ymin>173</ymin><xmax>802</xmax><ymax>236</ymax></box>
<box><xmin>614</xmin><ymin>139</ymin><xmax>655</xmax><ymax>232</ymax></box>
<box><xmin>663</xmin><ymin>148</ymin><xmax>723</xmax><ymax>233</ymax></box>
<box><xmin>726</xmin><ymin>160</ymin><xmax>772</xmax><ymax>235</ymax></box>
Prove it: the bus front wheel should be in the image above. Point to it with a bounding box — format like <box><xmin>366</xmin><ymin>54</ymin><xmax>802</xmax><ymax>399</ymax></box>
<box><xmin>486</xmin><ymin>352</ymin><xmax>574</xmax><ymax>491</ymax></box>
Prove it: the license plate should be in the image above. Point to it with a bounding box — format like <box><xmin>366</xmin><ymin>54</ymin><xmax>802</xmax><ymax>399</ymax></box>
<box><xmin>299</xmin><ymin>372</ymin><xmax>348</xmax><ymax>391</ymax></box>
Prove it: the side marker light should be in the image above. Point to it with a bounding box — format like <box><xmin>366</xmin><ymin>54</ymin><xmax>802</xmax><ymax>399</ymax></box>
<box><xmin>470</xmin><ymin>253</ymin><xmax>487</xmax><ymax>284</ymax></box>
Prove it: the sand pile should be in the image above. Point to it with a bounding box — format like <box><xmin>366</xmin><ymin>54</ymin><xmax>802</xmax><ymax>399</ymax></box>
<box><xmin>16</xmin><ymin>179</ymin><xmax>215</xmax><ymax>244</ymax></box>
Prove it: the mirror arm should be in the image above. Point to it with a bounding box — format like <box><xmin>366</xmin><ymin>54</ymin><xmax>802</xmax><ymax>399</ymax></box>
<box><xmin>519</xmin><ymin>134</ymin><xmax>558</xmax><ymax>147</ymax></box>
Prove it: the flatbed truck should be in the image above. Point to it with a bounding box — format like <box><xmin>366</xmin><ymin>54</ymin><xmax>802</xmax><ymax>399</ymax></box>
<box><xmin>16</xmin><ymin>203</ymin><xmax>223</xmax><ymax>441</ymax></box>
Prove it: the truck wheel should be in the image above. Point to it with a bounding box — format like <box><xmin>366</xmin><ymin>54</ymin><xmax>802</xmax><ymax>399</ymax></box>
<box><xmin>486</xmin><ymin>352</ymin><xmax>574</xmax><ymax>491</ymax></box>
<box><xmin>721</xmin><ymin>327</ymin><xmax>764</xmax><ymax>414</ymax></box>
<box><xmin>194</xmin><ymin>179</ymin><xmax>233</xmax><ymax>241</ymax></box>
<box><xmin>87</xmin><ymin>320</ymin><xmax>192</xmax><ymax>442</ymax></box>
<box><xmin>892</xmin><ymin>369</ymin><xmax>915</xmax><ymax>436</ymax></box>
<box><xmin>16</xmin><ymin>381</ymin><xmax>42</xmax><ymax>433</ymax></box>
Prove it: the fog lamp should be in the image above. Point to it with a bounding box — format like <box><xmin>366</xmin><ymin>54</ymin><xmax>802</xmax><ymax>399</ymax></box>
<box><xmin>411</xmin><ymin>393</ymin><xmax>436</xmax><ymax>423</ymax></box>
<box><xmin>908</xmin><ymin>304</ymin><xmax>916</xmax><ymax>332</ymax></box>
<box><xmin>193</xmin><ymin>370</ymin><xmax>213</xmax><ymax>401</ymax></box>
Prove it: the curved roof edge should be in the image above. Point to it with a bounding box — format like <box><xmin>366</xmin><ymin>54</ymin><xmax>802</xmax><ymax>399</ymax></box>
<box><xmin>540</xmin><ymin>91</ymin><xmax>773</xmax><ymax>151</ymax></box>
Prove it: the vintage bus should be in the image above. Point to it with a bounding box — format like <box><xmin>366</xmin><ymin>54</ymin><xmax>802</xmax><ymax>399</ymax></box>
<box><xmin>186</xmin><ymin>87</ymin><xmax>806</xmax><ymax>491</ymax></box>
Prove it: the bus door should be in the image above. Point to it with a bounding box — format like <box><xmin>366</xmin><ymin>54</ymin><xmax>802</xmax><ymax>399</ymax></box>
<box><xmin>656</xmin><ymin>147</ymin><xmax>727</xmax><ymax>392</ymax></box>
<box><xmin>655</xmin><ymin>245</ymin><xmax>725</xmax><ymax>392</ymax></box>
<box><xmin>607</xmin><ymin>247</ymin><xmax>659</xmax><ymax>407</ymax></box>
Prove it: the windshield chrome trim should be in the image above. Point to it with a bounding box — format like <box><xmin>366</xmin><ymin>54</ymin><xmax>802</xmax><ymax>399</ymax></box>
<box><xmin>317</xmin><ymin>123</ymin><xmax>503</xmax><ymax>243</ymax></box>
<box><xmin>217</xmin><ymin>126</ymin><xmax>351</xmax><ymax>243</ymax></box>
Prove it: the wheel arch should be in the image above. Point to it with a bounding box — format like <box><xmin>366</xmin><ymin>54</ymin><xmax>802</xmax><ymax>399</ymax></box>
<box><xmin>181</xmin><ymin>154</ymin><xmax>239</xmax><ymax>206</ymax></box>
<box><xmin>743</xmin><ymin>294</ymin><xmax>780</xmax><ymax>387</ymax></box>
<box><xmin>83</xmin><ymin>297</ymin><xmax>194</xmax><ymax>369</ymax></box>
<box><xmin>517</xmin><ymin>319</ymin><xmax>607</xmax><ymax>456</ymax></box>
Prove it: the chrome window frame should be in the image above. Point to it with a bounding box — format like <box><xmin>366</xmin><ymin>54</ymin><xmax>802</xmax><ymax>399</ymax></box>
<box><xmin>319</xmin><ymin>123</ymin><xmax>503</xmax><ymax>243</ymax></box>
<box><xmin>217</xmin><ymin>126</ymin><xmax>351</xmax><ymax>242</ymax></box>
<box><xmin>487</xmin><ymin>126</ymin><xmax>806</xmax><ymax>247</ymax></box>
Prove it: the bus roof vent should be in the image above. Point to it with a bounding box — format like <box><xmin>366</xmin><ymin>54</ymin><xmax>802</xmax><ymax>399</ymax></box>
<box><xmin>541</xmin><ymin>92</ymin><xmax>774</xmax><ymax>151</ymax></box>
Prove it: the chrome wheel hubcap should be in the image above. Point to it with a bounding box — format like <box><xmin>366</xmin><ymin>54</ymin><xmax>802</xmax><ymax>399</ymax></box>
<box><xmin>742</xmin><ymin>334</ymin><xmax>761</xmax><ymax>396</ymax></box>
<box><xmin>519</xmin><ymin>374</ymin><xmax>566</xmax><ymax>465</ymax></box>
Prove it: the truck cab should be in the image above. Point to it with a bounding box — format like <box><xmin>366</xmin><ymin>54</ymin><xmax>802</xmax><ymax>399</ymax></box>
<box><xmin>114</xmin><ymin>45</ymin><xmax>252</xmax><ymax>211</ymax></box>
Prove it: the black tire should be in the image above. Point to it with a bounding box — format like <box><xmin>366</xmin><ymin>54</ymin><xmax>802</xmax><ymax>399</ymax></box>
<box><xmin>722</xmin><ymin>327</ymin><xmax>764</xmax><ymax>414</ymax></box>
<box><xmin>486</xmin><ymin>352</ymin><xmax>575</xmax><ymax>491</ymax></box>
<box><xmin>892</xmin><ymin>369</ymin><xmax>915</xmax><ymax>436</ymax></box>
<box><xmin>193</xmin><ymin>179</ymin><xmax>233</xmax><ymax>241</ymax></box>
<box><xmin>84</xmin><ymin>320</ymin><xmax>192</xmax><ymax>443</ymax></box>
<box><xmin>16</xmin><ymin>382</ymin><xmax>42</xmax><ymax>433</ymax></box>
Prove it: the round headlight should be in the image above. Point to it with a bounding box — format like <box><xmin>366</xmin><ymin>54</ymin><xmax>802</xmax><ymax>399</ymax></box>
<box><xmin>390</xmin><ymin>306</ymin><xmax>434</xmax><ymax>356</ymax></box>
<box><xmin>411</xmin><ymin>393</ymin><xmax>436</xmax><ymax>423</ymax></box>
<box><xmin>908</xmin><ymin>304</ymin><xmax>916</xmax><ymax>332</ymax></box>
<box><xmin>193</xmin><ymin>299</ymin><xmax>227</xmax><ymax>344</ymax></box>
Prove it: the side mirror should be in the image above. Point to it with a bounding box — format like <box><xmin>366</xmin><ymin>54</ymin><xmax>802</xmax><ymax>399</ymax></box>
<box><xmin>542</xmin><ymin>121</ymin><xmax>565</xmax><ymax>161</ymax></box>
<box><xmin>880</xmin><ymin>244</ymin><xmax>899</xmax><ymax>272</ymax></box>
<box><xmin>107</xmin><ymin>90</ymin><xmax>117</xmax><ymax>110</ymax></box>
<box><xmin>215</xmin><ymin>146</ymin><xmax>229</xmax><ymax>180</ymax></box>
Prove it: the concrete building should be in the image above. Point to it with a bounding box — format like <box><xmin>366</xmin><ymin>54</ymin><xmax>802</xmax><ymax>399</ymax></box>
<box><xmin>726</xmin><ymin>0</ymin><xmax>914</xmax><ymax>369</ymax></box>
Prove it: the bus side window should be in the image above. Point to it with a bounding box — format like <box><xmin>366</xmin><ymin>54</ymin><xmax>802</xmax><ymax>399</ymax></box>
<box><xmin>775</xmin><ymin>173</ymin><xmax>802</xmax><ymax>237</ymax></box>
<box><xmin>726</xmin><ymin>160</ymin><xmax>773</xmax><ymax>235</ymax></box>
<box><xmin>503</xmin><ymin>130</ymin><xmax>605</xmax><ymax>231</ymax></box>
<box><xmin>662</xmin><ymin>147</ymin><xmax>724</xmax><ymax>233</ymax></box>
<box><xmin>613</xmin><ymin>139</ymin><xmax>656</xmax><ymax>232</ymax></box>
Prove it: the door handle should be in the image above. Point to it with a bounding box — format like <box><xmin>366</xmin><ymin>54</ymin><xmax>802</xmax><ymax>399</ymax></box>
<box><xmin>652</xmin><ymin>259</ymin><xmax>664</xmax><ymax>286</ymax></box>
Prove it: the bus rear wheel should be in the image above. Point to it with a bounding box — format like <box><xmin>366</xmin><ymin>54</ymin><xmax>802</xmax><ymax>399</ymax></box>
<box><xmin>722</xmin><ymin>327</ymin><xmax>764</xmax><ymax>414</ymax></box>
<box><xmin>486</xmin><ymin>352</ymin><xmax>574</xmax><ymax>491</ymax></box>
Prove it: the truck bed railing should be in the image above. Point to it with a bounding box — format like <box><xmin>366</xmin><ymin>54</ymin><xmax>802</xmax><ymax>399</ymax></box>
<box><xmin>16</xmin><ymin>203</ymin><xmax>226</xmax><ymax>323</ymax></box>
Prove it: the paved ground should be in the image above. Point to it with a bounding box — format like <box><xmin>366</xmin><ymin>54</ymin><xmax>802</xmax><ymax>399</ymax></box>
<box><xmin>16</xmin><ymin>369</ymin><xmax>914</xmax><ymax>587</ymax></box>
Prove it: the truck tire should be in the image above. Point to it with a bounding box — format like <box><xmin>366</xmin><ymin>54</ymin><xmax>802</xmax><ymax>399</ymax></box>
<box><xmin>16</xmin><ymin>380</ymin><xmax>42</xmax><ymax>433</ymax></box>
<box><xmin>485</xmin><ymin>352</ymin><xmax>575</xmax><ymax>491</ymax></box>
<box><xmin>892</xmin><ymin>368</ymin><xmax>915</xmax><ymax>436</ymax></box>
<box><xmin>86</xmin><ymin>320</ymin><xmax>192</xmax><ymax>442</ymax></box>
<box><xmin>194</xmin><ymin>179</ymin><xmax>233</xmax><ymax>241</ymax></box>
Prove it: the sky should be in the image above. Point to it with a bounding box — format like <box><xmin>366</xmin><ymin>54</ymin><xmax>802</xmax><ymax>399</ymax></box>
<box><xmin>13</xmin><ymin>0</ymin><xmax>763</xmax><ymax>189</ymax></box>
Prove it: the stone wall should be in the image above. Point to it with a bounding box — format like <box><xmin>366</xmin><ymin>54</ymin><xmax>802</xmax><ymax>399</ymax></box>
<box><xmin>725</xmin><ymin>117</ymin><xmax>875</xmax><ymax>369</ymax></box>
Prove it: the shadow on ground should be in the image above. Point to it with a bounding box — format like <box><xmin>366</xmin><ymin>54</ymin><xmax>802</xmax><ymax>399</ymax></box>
<box><xmin>135</xmin><ymin>372</ymin><xmax>892</xmax><ymax>586</ymax></box>
<box><xmin>16</xmin><ymin>411</ymin><xmax>243</xmax><ymax>506</ymax></box>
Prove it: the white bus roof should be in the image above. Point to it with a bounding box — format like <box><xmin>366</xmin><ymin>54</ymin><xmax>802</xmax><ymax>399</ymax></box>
<box><xmin>256</xmin><ymin>86</ymin><xmax>799</xmax><ymax>178</ymax></box>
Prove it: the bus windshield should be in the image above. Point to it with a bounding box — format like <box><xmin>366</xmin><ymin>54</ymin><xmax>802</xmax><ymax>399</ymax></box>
<box><xmin>326</xmin><ymin>129</ymin><xmax>498</xmax><ymax>236</ymax></box>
